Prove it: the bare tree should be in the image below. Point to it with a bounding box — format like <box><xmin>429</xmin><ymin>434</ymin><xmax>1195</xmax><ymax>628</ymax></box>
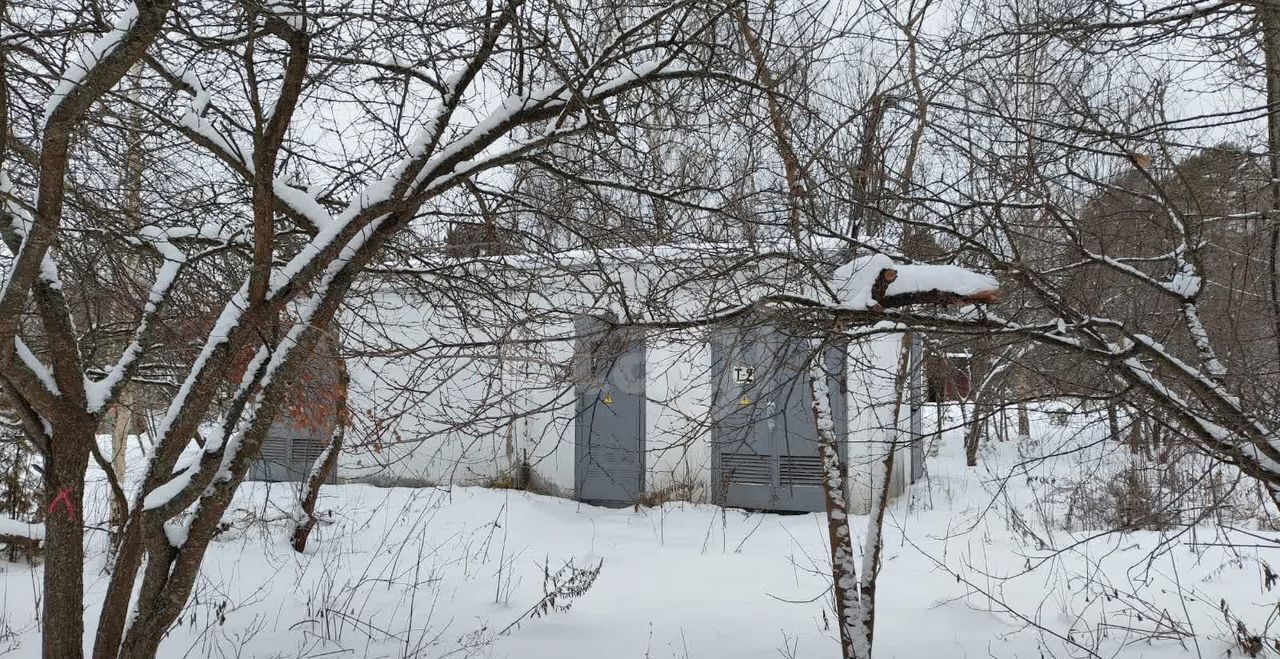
<box><xmin>0</xmin><ymin>1</ymin><xmax>759</xmax><ymax>657</ymax></box>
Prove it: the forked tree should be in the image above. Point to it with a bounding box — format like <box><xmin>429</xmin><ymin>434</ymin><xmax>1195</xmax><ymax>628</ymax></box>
<box><xmin>0</xmin><ymin>1</ymin><xmax>761</xmax><ymax>657</ymax></box>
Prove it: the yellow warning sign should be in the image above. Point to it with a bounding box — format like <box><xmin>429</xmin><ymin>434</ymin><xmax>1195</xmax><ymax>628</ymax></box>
<box><xmin>740</xmin><ymin>395</ymin><xmax>751</xmax><ymax>406</ymax></box>
<box><xmin>603</xmin><ymin>393</ymin><xmax>614</xmax><ymax>405</ymax></box>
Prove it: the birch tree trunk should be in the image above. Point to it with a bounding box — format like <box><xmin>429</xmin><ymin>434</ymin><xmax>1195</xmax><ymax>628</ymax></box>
<box><xmin>809</xmin><ymin>346</ymin><xmax>862</xmax><ymax>659</ymax></box>
<box><xmin>109</xmin><ymin>63</ymin><xmax>145</xmax><ymax>531</ymax></box>
<box><xmin>809</xmin><ymin>341</ymin><xmax>900</xmax><ymax>659</ymax></box>
<box><xmin>858</xmin><ymin>404</ymin><xmax>898</xmax><ymax>655</ymax></box>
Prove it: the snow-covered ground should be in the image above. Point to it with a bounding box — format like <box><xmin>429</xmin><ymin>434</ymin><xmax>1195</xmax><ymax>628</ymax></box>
<box><xmin>1</xmin><ymin>404</ymin><xmax>1277</xmax><ymax>658</ymax></box>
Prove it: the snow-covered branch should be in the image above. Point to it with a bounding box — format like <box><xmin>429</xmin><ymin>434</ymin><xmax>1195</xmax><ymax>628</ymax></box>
<box><xmin>83</xmin><ymin>226</ymin><xmax>188</xmax><ymax>414</ymax></box>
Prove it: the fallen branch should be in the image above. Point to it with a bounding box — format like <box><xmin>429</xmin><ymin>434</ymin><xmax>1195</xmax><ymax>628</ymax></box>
<box><xmin>871</xmin><ymin>267</ymin><xmax>1001</xmax><ymax>312</ymax></box>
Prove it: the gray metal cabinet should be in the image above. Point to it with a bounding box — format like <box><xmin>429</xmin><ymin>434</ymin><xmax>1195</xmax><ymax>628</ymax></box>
<box><xmin>247</xmin><ymin>422</ymin><xmax>337</xmax><ymax>484</ymax></box>
<box><xmin>245</xmin><ymin>349</ymin><xmax>343</xmax><ymax>485</ymax></box>
<box><xmin>711</xmin><ymin>324</ymin><xmax>846</xmax><ymax>512</ymax></box>
<box><xmin>574</xmin><ymin>316</ymin><xmax>645</xmax><ymax>505</ymax></box>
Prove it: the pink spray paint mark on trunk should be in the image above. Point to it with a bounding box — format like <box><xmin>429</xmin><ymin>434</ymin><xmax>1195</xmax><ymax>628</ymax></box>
<box><xmin>47</xmin><ymin>487</ymin><xmax>75</xmax><ymax>519</ymax></box>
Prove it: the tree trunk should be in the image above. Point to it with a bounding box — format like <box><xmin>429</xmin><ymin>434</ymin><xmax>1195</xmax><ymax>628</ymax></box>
<box><xmin>1128</xmin><ymin>410</ymin><xmax>1145</xmax><ymax>455</ymax></box>
<box><xmin>109</xmin><ymin>391</ymin><xmax>131</xmax><ymax>527</ymax></box>
<box><xmin>42</xmin><ymin>420</ymin><xmax>93</xmax><ymax>659</ymax></box>
<box><xmin>907</xmin><ymin>333</ymin><xmax>924</xmax><ymax>481</ymax></box>
<box><xmin>809</xmin><ymin>350</ymin><xmax>862</xmax><ymax>659</ymax></box>
<box><xmin>113</xmin><ymin>279</ymin><xmax>353</xmax><ymax>658</ymax></box>
<box><xmin>91</xmin><ymin>518</ymin><xmax>143</xmax><ymax>659</ymax></box>
<box><xmin>117</xmin><ymin>537</ymin><xmax>199</xmax><ymax>659</ymax></box>
<box><xmin>292</xmin><ymin>357</ymin><xmax>348</xmax><ymax>553</ymax></box>
<box><xmin>1260</xmin><ymin>0</ymin><xmax>1280</xmax><ymax>360</ymax></box>
<box><xmin>1016</xmin><ymin>373</ymin><xmax>1030</xmax><ymax>440</ymax></box>
<box><xmin>107</xmin><ymin>63</ymin><xmax>143</xmax><ymax>535</ymax></box>
<box><xmin>930</xmin><ymin>398</ymin><xmax>943</xmax><ymax>457</ymax></box>
<box><xmin>963</xmin><ymin>401</ymin><xmax>981</xmax><ymax>466</ymax></box>
<box><xmin>858</xmin><ymin>408</ymin><xmax>898</xmax><ymax>655</ymax></box>
<box><xmin>732</xmin><ymin>7</ymin><xmax>811</xmax><ymax>244</ymax></box>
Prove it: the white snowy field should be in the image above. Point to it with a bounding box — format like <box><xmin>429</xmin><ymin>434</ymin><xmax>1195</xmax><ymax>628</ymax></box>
<box><xmin>1</xmin><ymin>405</ymin><xmax>1278</xmax><ymax>658</ymax></box>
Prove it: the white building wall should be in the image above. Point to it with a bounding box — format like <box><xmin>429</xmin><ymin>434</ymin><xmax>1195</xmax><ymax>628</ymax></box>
<box><xmin>508</xmin><ymin>332</ymin><xmax>575</xmax><ymax>494</ymax></box>
<box><xmin>339</xmin><ymin>294</ymin><xmax>516</xmax><ymax>486</ymax></box>
<box><xmin>644</xmin><ymin>335</ymin><xmax>713</xmax><ymax>499</ymax></box>
<box><xmin>845</xmin><ymin>330</ymin><xmax>910</xmax><ymax>514</ymax></box>
<box><xmin>338</xmin><ymin>258</ymin><xmax>907</xmax><ymax>511</ymax></box>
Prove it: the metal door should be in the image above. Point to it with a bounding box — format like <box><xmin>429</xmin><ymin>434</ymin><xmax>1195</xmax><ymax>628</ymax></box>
<box><xmin>711</xmin><ymin>324</ymin><xmax>846</xmax><ymax>512</ymax></box>
<box><xmin>710</xmin><ymin>323</ymin><xmax>778</xmax><ymax>509</ymax></box>
<box><xmin>574</xmin><ymin>316</ymin><xmax>645</xmax><ymax>505</ymax></box>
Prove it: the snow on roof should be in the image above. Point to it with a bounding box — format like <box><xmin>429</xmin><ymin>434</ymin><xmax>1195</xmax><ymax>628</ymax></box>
<box><xmin>454</xmin><ymin>236</ymin><xmax>862</xmax><ymax>272</ymax></box>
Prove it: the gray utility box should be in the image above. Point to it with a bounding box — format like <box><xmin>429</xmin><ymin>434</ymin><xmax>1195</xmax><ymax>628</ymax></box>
<box><xmin>710</xmin><ymin>323</ymin><xmax>847</xmax><ymax>513</ymax></box>
<box><xmin>573</xmin><ymin>315</ymin><xmax>646</xmax><ymax>506</ymax></box>
<box><xmin>246</xmin><ymin>349</ymin><xmax>343</xmax><ymax>484</ymax></box>
<box><xmin>247</xmin><ymin>423</ymin><xmax>337</xmax><ymax>484</ymax></box>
